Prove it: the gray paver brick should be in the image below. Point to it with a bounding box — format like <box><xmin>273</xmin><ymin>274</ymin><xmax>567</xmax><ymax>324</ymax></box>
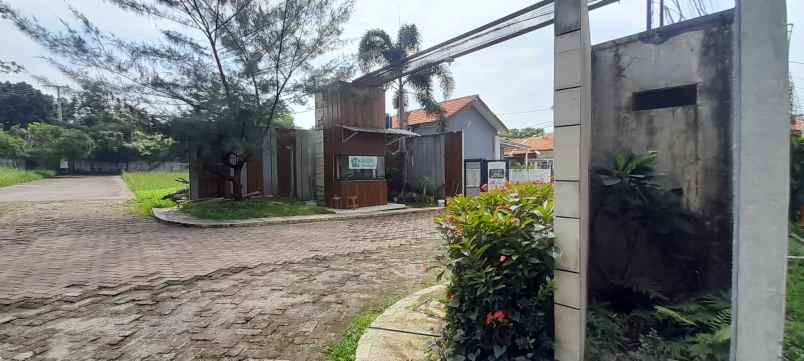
<box><xmin>0</xmin><ymin>200</ymin><xmax>441</xmax><ymax>360</ymax></box>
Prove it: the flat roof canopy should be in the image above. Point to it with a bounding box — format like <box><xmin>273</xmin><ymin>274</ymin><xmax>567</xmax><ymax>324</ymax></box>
<box><xmin>341</xmin><ymin>125</ymin><xmax>420</xmax><ymax>137</ymax></box>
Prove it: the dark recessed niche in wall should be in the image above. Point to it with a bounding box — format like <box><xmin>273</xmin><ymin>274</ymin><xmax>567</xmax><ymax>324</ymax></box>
<box><xmin>632</xmin><ymin>84</ymin><xmax>698</xmax><ymax>111</ymax></box>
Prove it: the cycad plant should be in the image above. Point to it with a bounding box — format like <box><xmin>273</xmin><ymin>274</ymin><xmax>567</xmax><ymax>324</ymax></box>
<box><xmin>357</xmin><ymin>24</ymin><xmax>455</xmax><ymax>130</ymax></box>
<box><xmin>591</xmin><ymin>151</ymin><xmax>694</xmax><ymax>310</ymax></box>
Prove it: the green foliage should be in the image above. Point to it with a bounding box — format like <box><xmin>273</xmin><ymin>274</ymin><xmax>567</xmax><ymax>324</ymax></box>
<box><xmin>588</xmin><ymin>150</ymin><xmax>732</xmax><ymax>360</ymax></box>
<box><xmin>591</xmin><ymin>151</ymin><xmax>695</xmax><ymax>311</ymax></box>
<box><xmin>184</xmin><ymin>198</ymin><xmax>333</xmax><ymax>220</ymax></box>
<box><xmin>323</xmin><ymin>300</ymin><xmax>397</xmax><ymax>361</ymax></box>
<box><xmin>358</xmin><ymin>24</ymin><xmax>454</xmax><ymax>124</ymax></box>
<box><xmin>791</xmin><ymin>134</ymin><xmax>804</xmax><ymax>221</ymax></box>
<box><xmin>0</xmin><ymin>81</ymin><xmax>54</xmax><ymax>128</ymax></box>
<box><xmin>587</xmin><ymin>292</ymin><xmax>731</xmax><ymax>361</ymax></box>
<box><xmin>0</xmin><ymin>130</ymin><xmax>25</xmax><ymax>159</ymax></box>
<box><xmin>121</xmin><ymin>171</ymin><xmax>188</xmax><ymax>216</ymax></box>
<box><xmin>786</xmin><ymin>226</ymin><xmax>804</xmax><ymax>361</ymax></box>
<box><xmin>2</xmin><ymin>0</ymin><xmax>354</xmax><ymax>199</ymax></box>
<box><xmin>23</xmin><ymin>122</ymin><xmax>94</xmax><ymax>163</ymax></box>
<box><xmin>125</xmin><ymin>130</ymin><xmax>175</xmax><ymax>163</ymax></box>
<box><xmin>63</xmin><ymin>84</ymin><xmax>167</xmax><ymax>162</ymax></box>
<box><xmin>594</xmin><ymin>151</ymin><xmax>662</xmax><ymax>212</ymax></box>
<box><xmin>0</xmin><ymin>167</ymin><xmax>55</xmax><ymax>188</ymax></box>
<box><xmin>504</xmin><ymin>127</ymin><xmax>545</xmax><ymax>139</ymax></box>
<box><xmin>434</xmin><ymin>183</ymin><xmax>556</xmax><ymax>360</ymax></box>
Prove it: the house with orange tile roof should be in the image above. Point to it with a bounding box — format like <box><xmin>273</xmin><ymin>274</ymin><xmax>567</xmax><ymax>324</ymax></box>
<box><xmin>392</xmin><ymin>95</ymin><xmax>510</xmax><ymax>160</ymax></box>
<box><xmin>793</xmin><ymin>114</ymin><xmax>804</xmax><ymax>135</ymax></box>
<box><xmin>504</xmin><ymin>133</ymin><xmax>555</xmax><ymax>170</ymax></box>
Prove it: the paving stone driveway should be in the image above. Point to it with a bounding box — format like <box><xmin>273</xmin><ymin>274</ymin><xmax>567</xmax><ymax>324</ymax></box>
<box><xmin>0</xmin><ymin>200</ymin><xmax>441</xmax><ymax>360</ymax></box>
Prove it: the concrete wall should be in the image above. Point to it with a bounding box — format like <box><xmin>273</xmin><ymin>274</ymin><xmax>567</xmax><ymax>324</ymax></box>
<box><xmin>731</xmin><ymin>1</ymin><xmax>790</xmax><ymax>358</ymax></box>
<box><xmin>412</xmin><ymin>105</ymin><xmax>498</xmax><ymax>160</ymax></box>
<box><xmin>589</xmin><ymin>11</ymin><xmax>734</xmax><ymax>291</ymax></box>
<box><xmin>72</xmin><ymin>160</ymin><xmax>188</xmax><ymax>173</ymax></box>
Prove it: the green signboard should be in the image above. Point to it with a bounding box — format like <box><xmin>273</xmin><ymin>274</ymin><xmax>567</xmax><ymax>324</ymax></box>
<box><xmin>348</xmin><ymin>156</ymin><xmax>378</xmax><ymax>170</ymax></box>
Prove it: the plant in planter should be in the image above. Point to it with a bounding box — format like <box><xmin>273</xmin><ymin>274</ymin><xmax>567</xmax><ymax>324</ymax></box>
<box><xmin>433</xmin><ymin>183</ymin><xmax>557</xmax><ymax>361</ymax></box>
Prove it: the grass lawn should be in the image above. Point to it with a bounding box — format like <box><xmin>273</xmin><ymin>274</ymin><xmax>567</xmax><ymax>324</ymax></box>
<box><xmin>323</xmin><ymin>299</ymin><xmax>399</xmax><ymax>361</ymax></box>
<box><xmin>121</xmin><ymin>171</ymin><xmax>188</xmax><ymax>216</ymax></box>
<box><xmin>786</xmin><ymin>226</ymin><xmax>804</xmax><ymax>360</ymax></box>
<box><xmin>184</xmin><ymin>197</ymin><xmax>333</xmax><ymax>220</ymax></box>
<box><xmin>0</xmin><ymin>167</ymin><xmax>55</xmax><ymax>188</ymax></box>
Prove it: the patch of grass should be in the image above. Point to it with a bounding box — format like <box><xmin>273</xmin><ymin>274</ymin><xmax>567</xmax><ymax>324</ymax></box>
<box><xmin>121</xmin><ymin>171</ymin><xmax>188</xmax><ymax>216</ymax></box>
<box><xmin>323</xmin><ymin>299</ymin><xmax>400</xmax><ymax>361</ymax></box>
<box><xmin>184</xmin><ymin>197</ymin><xmax>333</xmax><ymax>220</ymax></box>
<box><xmin>323</xmin><ymin>309</ymin><xmax>382</xmax><ymax>361</ymax></box>
<box><xmin>0</xmin><ymin>167</ymin><xmax>55</xmax><ymax>188</ymax></box>
<box><xmin>786</xmin><ymin>226</ymin><xmax>804</xmax><ymax>360</ymax></box>
<box><xmin>323</xmin><ymin>266</ymin><xmax>442</xmax><ymax>361</ymax></box>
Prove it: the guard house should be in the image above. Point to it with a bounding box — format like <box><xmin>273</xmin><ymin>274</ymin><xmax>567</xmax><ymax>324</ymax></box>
<box><xmin>315</xmin><ymin>81</ymin><xmax>417</xmax><ymax>208</ymax></box>
<box><xmin>190</xmin><ymin>81</ymin><xmax>415</xmax><ymax>209</ymax></box>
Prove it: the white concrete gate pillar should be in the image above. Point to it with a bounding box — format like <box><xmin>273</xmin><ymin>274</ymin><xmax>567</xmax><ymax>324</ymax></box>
<box><xmin>731</xmin><ymin>1</ymin><xmax>789</xmax><ymax>360</ymax></box>
<box><xmin>552</xmin><ymin>0</ymin><xmax>591</xmax><ymax>360</ymax></box>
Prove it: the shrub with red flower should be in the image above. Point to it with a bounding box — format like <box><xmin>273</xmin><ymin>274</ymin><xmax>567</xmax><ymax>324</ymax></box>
<box><xmin>433</xmin><ymin>182</ymin><xmax>556</xmax><ymax>360</ymax></box>
<box><xmin>485</xmin><ymin>310</ymin><xmax>507</xmax><ymax>325</ymax></box>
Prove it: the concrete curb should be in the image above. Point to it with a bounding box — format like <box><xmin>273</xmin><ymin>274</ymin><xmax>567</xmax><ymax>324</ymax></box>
<box><xmin>356</xmin><ymin>284</ymin><xmax>446</xmax><ymax>361</ymax></box>
<box><xmin>152</xmin><ymin>206</ymin><xmax>442</xmax><ymax>228</ymax></box>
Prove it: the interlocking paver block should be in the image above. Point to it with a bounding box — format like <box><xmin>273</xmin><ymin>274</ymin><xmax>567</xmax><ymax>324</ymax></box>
<box><xmin>0</xmin><ymin>199</ymin><xmax>440</xmax><ymax>360</ymax></box>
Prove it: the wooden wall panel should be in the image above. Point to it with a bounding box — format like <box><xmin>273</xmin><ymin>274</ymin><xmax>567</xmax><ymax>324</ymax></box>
<box><xmin>276</xmin><ymin>128</ymin><xmax>296</xmax><ymax>198</ymax></box>
<box><xmin>246</xmin><ymin>153</ymin><xmax>263</xmax><ymax>194</ymax></box>
<box><xmin>197</xmin><ymin>162</ymin><xmax>228</xmax><ymax>199</ymax></box>
<box><xmin>323</xmin><ymin>126</ymin><xmax>389</xmax><ymax>208</ymax></box>
<box><xmin>445</xmin><ymin>131</ymin><xmax>463</xmax><ymax>197</ymax></box>
<box><xmin>315</xmin><ymin>81</ymin><xmax>385</xmax><ymax>129</ymax></box>
<box><xmin>331</xmin><ymin>180</ymin><xmax>387</xmax><ymax>208</ymax></box>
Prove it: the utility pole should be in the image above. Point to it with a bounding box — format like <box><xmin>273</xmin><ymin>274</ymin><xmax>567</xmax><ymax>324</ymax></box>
<box><xmin>43</xmin><ymin>84</ymin><xmax>69</xmax><ymax>123</ymax></box>
<box><xmin>659</xmin><ymin>0</ymin><xmax>665</xmax><ymax>27</ymax></box>
<box><xmin>646</xmin><ymin>0</ymin><xmax>653</xmax><ymax>30</ymax></box>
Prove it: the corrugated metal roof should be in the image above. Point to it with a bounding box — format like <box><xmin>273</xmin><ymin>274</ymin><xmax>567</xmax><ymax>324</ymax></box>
<box><xmin>341</xmin><ymin>125</ymin><xmax>420</xmax><ymax>137</ymax></box>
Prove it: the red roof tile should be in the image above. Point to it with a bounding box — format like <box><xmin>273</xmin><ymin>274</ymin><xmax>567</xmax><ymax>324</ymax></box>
<box><xmin>793</xmin><ymin>115</ymin><xmax>804</xmax><ymax>133</ymax></box>
<box><xmin>391</xmin><ymin>95</ymin><xmax>478</xmax><ymax>128</ymax></box>
<box><xmin>504</xmin><ymin>133</ymin><xmax>554</xmax><ymax>156</ymax></box>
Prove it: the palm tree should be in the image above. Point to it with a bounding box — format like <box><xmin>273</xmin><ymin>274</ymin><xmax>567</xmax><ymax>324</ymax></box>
<box><xmin>357</xmin><ymin>24</ymin><xmax>455</xmax><ymax>130</ymax></box>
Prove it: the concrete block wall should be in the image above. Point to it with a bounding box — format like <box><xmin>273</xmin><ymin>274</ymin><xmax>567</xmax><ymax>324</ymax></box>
<box><xmin>553</xmin><ymin>0</ymin><xmax>591</xmax><ymax>360</ymax></box>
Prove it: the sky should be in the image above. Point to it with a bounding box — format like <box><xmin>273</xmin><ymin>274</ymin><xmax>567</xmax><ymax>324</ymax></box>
<box><xmin>1</xmin><ymin>0</ymin><xmax>802</xmax><ymax>131</ymax></box>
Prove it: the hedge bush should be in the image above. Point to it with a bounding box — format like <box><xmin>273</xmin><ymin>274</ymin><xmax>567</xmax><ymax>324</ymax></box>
<box><xmin>434</xmin><ymin>183</ymin><xmax>557</xmax><ymax>361</ymax></box>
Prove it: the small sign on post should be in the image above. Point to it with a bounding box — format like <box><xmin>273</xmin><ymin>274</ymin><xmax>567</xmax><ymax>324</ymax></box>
<box><xmin>486</xmin><ymin>160</ymin><xmax>508</xmax><ymax>191</ymax></box>
<box><xmin>464</xmin><ymin>160</ymin><xmax>483</xmax><ymax>196</ymax></box>
<box><xmin>464</xmin><ymin>159</ymin><xmax>509</xmax><ymax>196</ymax></box>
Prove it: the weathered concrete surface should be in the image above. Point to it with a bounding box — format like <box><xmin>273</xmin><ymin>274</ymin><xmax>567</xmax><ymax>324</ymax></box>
<box><xmin>356</xmin><ymin>285</ymin><xmax>445</xmax><ymax>361</ymax></box>
<box><xmin>731</xmin><ymin>1</ymin><xmax>790</xmax><ymax>359</ymax></box>
<box><xmin>0</xmin><ymin>176</ymin><xmax>133</xmax><ymax>202</ymax></box>
<box><xmin>553</xmin><ymin>0</ymin><xmax>592</xmax><ymax>359</ymax></box>
<box><xmin>589</xmin><ymin>11</ymin><xmax>735</xmax><ymax>292</ymax></box>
